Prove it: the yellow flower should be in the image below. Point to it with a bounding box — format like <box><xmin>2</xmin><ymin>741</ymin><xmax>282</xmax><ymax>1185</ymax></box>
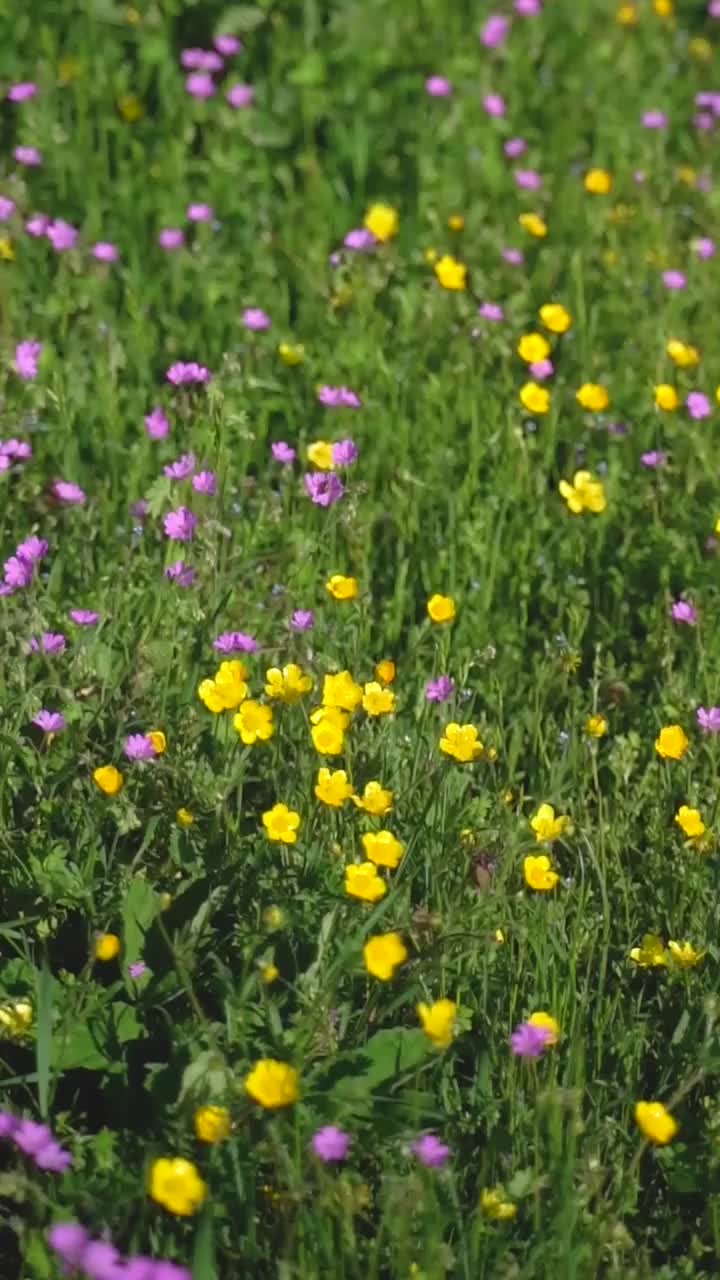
<box><xmin>517</xmin><ymin>332</ymin><xmax>550</xmax><ymax>364</ymax></box>
<box><xmin>584</xmin><ymin>168</ymin><xmax>612</xmax><ymax>194</ymax></box>
<box><xmin>634</xmin><ymin>1101</ymin><xmax>677</xmax><ymax>1145</ymax></box>
<box><xmin>668</xmin><ymin>940</ymin><xmax>703</xmax><ymax>968</ymax></box>
<box><xmin>523</xmin><ymin>854</ymin><xmax>559</xmax><ymax>891</ymax></box>
<box><xmin>426</xmin><ymin>593</ymin><xmax>456</xmax><ymax>623</ymax></box>
<box><xmin>93</xmin><ymin>765</ymin><xmax>124</xmax><ymax>796</ymax></box>
<box><xmin>352</xmin><ymin>781</ymin><xmax>393</xmax><ymax>816</ymax></box>
<box><xmin>655</xmin><ymin>724</ymin><xmax>689</xmax><ymax>760</ymax></box>
<box><xmin>362</xmin><ymin>682</ymin><xmax>395</xmax><ymax>716</ymax></box>
<box><xmin>326</xmin><ymin>574</ymin><xmax>358</xmax><ymax>601</ymax></box>
<box><xmin>653</xmin><ymin>0</ymin><xmax>672</xmax><ymax>13</ymax></box>
<box><xmin>262</xmin><ymin>803</ymin><xmax>300</xmax><ymax>844</ymax></box>
<box><xmin>674</xmin><ymin>805</ymin><xmax>705</xmax><ymax>839</ymax></box>
<box><xmin>361</xmin><ymin>830</ymin><xmax>404</xmax><ymax>869</ymax></box>
<box><xmin>629</xmin><ymin>933</ymin><xmax>667</xmax><ymax>967</ymax></box>
<box><xmin>559</xmin><ymin>470</ymin><xmax>606</xmax><ymax>514</ymax></box>
<box><xmin>576</xmin><ymin>383</ymin><xmax>610</xmax><ymax>412</ymax></box>
<box><xmin>323</xmin><ymin>671</ymin><xmax>363</xmax><ymax>711</ymax></box>
<box><xmin>676</xmin><ymin>166</ymin><xmax>697</xmax><ymax>187</ymax></box>
<box><xmin>58</xmin><ymin>55</ymin><xmax>82</xmax><ymax>83</ymax></box>
<box><xmin>528</xmin><ymin>1011</ymin><xmax>560</xmax><ymax>1044</ymax></box>
<box><xmin>149</xmin><ymin>1157</ymin><xmax>206</xmax><ymax>1216</ymax></box>
<box><xmin>311</xmin><ymin>715</ymin><xmax>346</xmax><ymax>755</ymax></box>
<box><xmin>0</xmin><ymin>238</ymin><xmax>14</xmax><ymax>261</ymax></box>
<box><xmin>363</xmin><ymin>203</ymin><xmax>398</xmax><ymax>243</ymax></box>
<box><xmin>539</xmin><ymin>303</ymin><xmax>571</xmax><ymax>333</ymax></box>
<box><xmin>278</xmin><ymin>342</ymin><xmax>304</xmax><ymax>365</ymax></box>
<box><xmin>439</xmin><ymin>723</ymin><xmax>483</xmax><ymax>763</ymax></box>
<box><xmin>0</xmin><ymin>1000</ymin><xmax>32</xmax><ymax>1040</ymax></box>
<box><xmin>315</xmin><ymin>767</ymin><xmax>354</xmax><ymax>807</ymax></box>
<box><xmin>434</xmin><ymin>254</ymin><xmax>467</xmax><ymax>290</ymax></box>
<box><xmin>261</xmin><ymin>962</ymin><xmax>279</xmax><ymax>984</ymax></box>
<box><xmin>263</xmin><ymin>906</ymin><xmax>284</xmax><ymax>930</ymax></box>
<box><xmin>344</xmin><ymin>862</ymin><xmax>387</xmax><ymax>902</ymax></box>
<box><xmin>655</xmin><ymin>384</ymin><xmax>679</xmax><ymax>411</ymax></box>
<box><xmin>147</xmin><ymin>729</ymin><xmax>166</xmax><ymax>755</ymax></box>
<box><xmin>480</xmin><ymin>1188</ymin><xmax>517</xmax><ymax>1220</ymax></box>
<box><xmin>585</xmin><ymin>714</ymin><xmax>607</xmax><ymax>738</ymax></box>
<box><xmin>117</xmin><ymin>92</ymin><xmax>144</xmax><ymax>122</ymax></box>
<box><xmin>363</xmin><ymin>932</ymin><xmax>408</xmax><ymax>980</ymax></box>
<box><xmin>245</xmin><ymin>1059</ymin><xmax>299</xmax><ymax>1108</ymax></box>
<box><xmin>94</xmin><ymin>933</ymin><xmax>120</xmax><ymax>962</ymax></box>
<box><xmin>212</xmin><ymin>660</ymin><xmax>248</xmax><ymax>710</ymax></box>
<box><xmin>424</xmin><ymin>247</ymin><xmax>438</xmax><ymax>263</ymax></box>
<box><xmin>194</xmin><ymin>1105</ymin><xmax>230</xmax><ymax>1144</ymax></box>
<box><xmin>375</xmin><ymin>659</ymin><xmax>396</xmax><ymax>684</ymax></box>
<box><xmin>666</xmin><ymin>339</ymin><xmax>699</xmax><ymax>368</ymax></box>
<box><xmin>233</xmin><ymin>700</ymin><xmax>274</xmax><ymax>745</ymax></box>
<box><xmin>530</xmin><ymin>803</ymin><xmax>568</xmax><ymax>841</ymax></box>
<box><xmin>518</xmin><ymin>212</ymin><xmax>547</xmax><ymax>238</ymax></box>
<box><xmin>197</xmin><ymin>678</ymin><xmax>224</xmax><ymax>712</ymax></box>
<box><xmin>176</xmin><ymin>807</ymin><xmax>194</xmax><ymax>828</ymax></box>
<box><xmin>417</xmin><ymin>998</ymin><xmax>456</xmax><ymax>1048</ymax></box>
<box><xmin>307</xmin><ymin>440</ymin><xmax>334</xmax><ymax>470</ymax></box>
<box><xmin>265</xmin><ymin>663</ymin><xmax>313</xmax><ymax>703</ymax></box>
<box><xmin>519</xmin><ymin>381</ymin><xmax>550</xmax><ymax>414</ymax></box>
<box><xmin>447</xmin><ymin>214</ymin><xmax>464</xmax><ymax>231</ymax></box>
<box><xmin>689</xmin><ymin>36</ymin><xmax>712</xmax><ymax>61</ymax></box>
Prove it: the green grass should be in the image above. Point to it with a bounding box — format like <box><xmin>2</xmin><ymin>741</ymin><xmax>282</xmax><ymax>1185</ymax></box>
<box><xmin>2</xmin><ymin>1</ymin><xmax>720</xmax><ymax>1276</ymax></box>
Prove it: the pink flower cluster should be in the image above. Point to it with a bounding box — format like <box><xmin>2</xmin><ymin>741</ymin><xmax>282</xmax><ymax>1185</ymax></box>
<box><xmin>0</xmin><ymin>1111</ymin><xmax>71</xmax><ymax>1172</ymax></box>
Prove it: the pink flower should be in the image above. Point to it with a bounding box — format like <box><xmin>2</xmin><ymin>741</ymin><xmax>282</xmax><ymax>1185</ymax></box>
<box><xmin>501</xmin><ymin>247</ymin><xmax>524</xmax><ymax>265</ymax></box>
<box><xmin>166</xmin><ymin>361</ymin><xmax>210</xmax><ymax>385</ymax></box>
<box><xmin>710</xmin><ymin>0</ymin><xmax>720</xmax><ymax>16</ymax></box>
<box><xmin>180</xmin><ymin>48</ymin><xmax>222</xmax><ymax>71</ymax></box>
<box><xmin>317</xmin><ymin>385</ymin><xmax>361</xmax><ymax>408</ymax></box>
<box><xmin>514</xmin><ymin>168</ymin><xmax>542</xmax><ymax>189</ymax></box>
<box><xmin>163</xmin><ymin>507</ymin><xmax>197</xmax><ymax>541</ymax></box>
<box><xmin>411</xmin><ymin>1135</ymin><xmax>450</xmax><ymax>1168</ymax></box>
<box><xmin>14</xmin><ymin>145</ymin><xmax>42</xmax><ymax>166</ymax></box>
<box><xmin>686</xmin><ymin>391</ymin><xmax>711</xmax><ymax>420</ymax></box>
<box><xmin>187</xmin><ymin>202</ymin><xmax>213</xmax><ymax>222</ymax></box>
<box><xmin>693</xmin><ymin>237</ymin><xmax>715</xmax><ymax>259</ymax></box>
<box><xmin>192</xmin><ymin>470</ymin><xmax>216</xmax><ymax>494</ymax></box>
<box><xmin>425</xmin><ymin>76</ymin><xmax>452</xmax><ymax>97</ymax></box>
<box><xmin>91</xmin><ymin>241</ymin><xmax>118</xmax><ymax>261</ymax></box>
<box><xmin>344</xmin><ymin>228</ymin><xmax>376</xmax><ymax>250</ymax></box>
<box><xmin>697</xmin><ymin>705</ymin><xmax>720</xmax><ymax>732</ymax></box>
<box><xmin>529</xmin><ymin>358</ymin><xmax>553</xmax><ymax>380</ymax></box>
<box><xmin>331</xmin><ymin>439</ymin><xmax>358</xmax><ymax>465</ymax></box>
<box><xmin>304</xmin><ymin>472</ymin><xmax>344</xmax><ymax>506</ymax></box>
<box><xmin>213</xmin><ymin>631</ymin><xmax>258</xmax><ymax>652</ymax></box>
<box><xmin>480</xmin><ymin>14</ymin><xmax>510</xmax><ymax>47</ymax></box>
<box><xmin>272</xmin><ymin>441</ymin><xmax>296</xmax><ymax>463</ymax></box>
<box><xmin>145</xmin><ymin>407</ymin><xmax>169</xmax><ymax>439</ymax></box>
<box><xmin>25</xmin><ymin>213</ymin><xmax>48</xmax><ymax>236</ymax></box>
<box><xmin>662</xmin><ymin>270</ymin><xmax>686</xmax><ymax>290</ymax></box>
<box><xmin>242</xmin><ymin>307</ymin><xmax>271</xmax><ymax>331</ymax></box>
<box><xmin>214</xmin><ymin>34</ymin><xmax>242</xmax><ymax>55</ymax></box>
<box><xmin>310</xmin><ymin>1126</ymin><xmax>350</xmax><ymax>1162</ymax></box>
<box><xmin>226</xmin><ymin>83</ymin><xmax>254</xmax><ymax>109</ymax></box>
<box><xmin>164</xmin><ymin>452</ymin><xmax>196</xmax><ymax>480</ymax></box>
<box><xmin>13</xmin><ymin>340</ymin><xmax>41</xmax><ymax>380</ymax></box>
<box><xmin>2</xmin><ymin>439</ymin><xmax>32</xmax><ymax>460</ymax></box>
<box><xmin>510</xmin><ymin>1021</ymin><xmax>551</xmax><ymax>1057</ymax></box>
<box><xmin>504</xmin><ymin>137</ymin><xmax>527</xmax><ymax>157</ymax></box>
<box><xmin>478</xmin><ymin>302</ymin><xmax>504</xmax><ymax>321</ymax></box>
<box><xmin>69</xmin><ymin>609</ymin><xmax>99</xmax><ymax>625</ymax></box>
<box><xmin>185</xmin><ymin>72</ymin><xmax>215</xmax><ymax>99</ymax></box>
<box><xmin>515</xmin><ymin>0</ymin><xmax>542</xmax><ymax>11</ymax></box>
<box><xmin>158</xmin><ymin>228</ymin><xmax>184</xmax><ymax>250</ymax></box>
<box><xmin>125</xmin><ymin>733</ymin><xmax>157</xmax><ymax>760</ymax></box>
<box><xmin>671</xmin><ymin>599</ymin><xmax>697</xmax><ymax>625</ymax></box>
<box><xmin>640</xmin><ymin>450</ymin><xmax>667</xmax><ymax>468</ymax></box>
<box><xmin>482</xmin><ymin>92</ymin><xmax>506</xmax><ymax>117</ymax></box>
<box><xmin>164</xmin><ymin>559</ymin><xmax>195</xmax><ymax>585</ymax></box>
<box><xmin>46</xmin><ymin>220</ymin><xmax>77</xmax><ymax>251</ymax></box>
<box><xmin>33</xmin><ymin>710</ymin><xmax>66</xmax><ymax>733</ymax></box>
<box><xmin>0</xmin><ymin>196</ymin><xmax>15</xmax><ymax>220</ymax></box>
<box><xmin>290</xmin><ymin>609</ymin><xmax>314</xmax><ymax>631</ymax></box>
<box><xmin>29</xmin><ymin>632</ymin><xmax>66</xmax><ymax>654</ymax></box>
<box><xmin>641</xmin><ymin>110</ymin><xmax>667</xmax><ymax>128</ymax></box>
<box><xmin>8</xmin><ymin>82</ymin><xmax>37</xmax><ymax>102</ymax></box>
<box><xmin>51</xmin><ymin>480</ymin><xmax>86</xmax><ymax>504</ymax></box>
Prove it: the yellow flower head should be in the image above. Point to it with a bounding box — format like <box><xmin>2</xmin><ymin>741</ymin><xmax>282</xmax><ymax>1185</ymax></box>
<box><xmin>310</xmin><ymin>715</ymin><xmax>346</xmax><ymax>755</ymax></box>
<box><xmin>519</xmin><ymin>382</ymin><xmax>550</xmax><ymax>415</ymax></box>
<box><xmin>149</xmin><ymin>1157</ymin><xmax>206</xmax><ymax>1216</ymax></box>
<box><xmin>689</xmin><ymin>37</ymin><xmax>712</xmax><ymax>61</ymax></box>
<box><xmin>584</xmin><ymin>168</ymin><xmax>612</xmax><ymax>194</ymax></box>
<box><xmin>363</xmin><ymin>932</ymin><xmax>408</xmax><ymax>980</ymax></box>
<box><xmin>363</xmin><ymin>203</ymin><xmax>398</xmax><ymax>243</ymax></box>
<box><xmin>576</xmin><ymin>383</ymin><xmax>610</xmax><ymax>412</ymax></box>
<box><xmin>94</xmin><ymin>933</ymin><xmax>120</xmax><ymax>962</ymax></box>
<box><xmin>426</xmin><ymin>593</ymin><xmax>456</xmax><ymax>623</ymax></box>
<box><xmin>263</xmin><ymin>905</ymin><xmax>285</xmax><ymax>930</ymax></box>
<box><xmin>233</xmin><ymin>700</ymin><xmax>274</xmax><ymax>745</ymax></box>
<box><xmin>278</xmin><ymin>342</ymin><xmax>304</xmax><ymax>365</ymax></box>
<box><xmin>674</xmin><ymin>805</ymin><xmax>705</xmax><ymax>839</ymax></box>
<box><xmin>206</xmin><ymin>660</ymin><xmax>248</xmax><ymax>711</ymax></box>
<box><xmin>315</xmin><ymin>767</ymin><xmax>354</xmax><ymax>807</ymax></box>
<box><xmin>524</xmin><ymin>854</ymin><xmax>559</xmax><ymax>891</ymax></box>
<box><xmin>362</xmin><ymin>682</ymin><xmax>396</xmax><ymax>716</ymax></box>
<box><xmin>539</xmin><ymin>303</ymin><xmax>571</xmax><ymax>333</ymax></box>
<box><xmin>245</xmin><ymin>1059</ymin><xmax>299</xmax><ymax>1108</ymax></box>
<box><xmin>559</xmin><ymin>470</ymin><xmax>606</xmax><ymax>514</ymax></box>
<box><xmin>518</xmin><ymin>212</ymin><xmax>547</xmax><ymax>238</ymax></box>
<box><xmin>530</xmin><ymin>803</ymin><xmax>568</xmax><ymax>842</ymax></box>
<box><xmin>344</xmin><ymin>862</ymin><xmax>387</xmax><ymax>902</ymax></box>
<box><xmin>361</xmin><ymin>830</ymin><xmax>404</xmax><ymax>869</ymax></box>
<box><xmin>265</xmin><ymin>663</ymin><xmax>313</xmax><ymax>703</ymax></box>
<box><xmin>634</xmin><ymin>1100</ymin><xmax>677</xmax><ymax>1145</ymax></box>
<box><xmin>117</xmin><ymin>92</ymin><xmax>144</xmax><ymax>122</ymax></box>
<box><xmin>480</xmin><ymin>1187</ymin><xmax>517</xmax><ymax>1219</ymax></box>
<box><xmin>323</xmin><ymin>670</ymin><xmax>363</xmax><ymax>711</ymax></box>
<box><xmin>629</xmin><ymin>933</ymin><xmax>667</xmax><ymax>967</ymax></box>
<box><xmin>0</xmin><ymin>1000</ymin><xmax>33</xmax><ymax>1040</ymax></box>
<box><xmin>307</xmin><ymin>440</ymin><xmax>335</xmax><ymax>470</ymax></box>
<box><xmin>517</xmin><ymin>332</ymin><xmax>550</xmax><ymax>365</ymax></box>
<box><xmin>261</xmin><ymin>962</ymin><xmax>279</xmax><ymax>984</ymax></box>
<box><xmin>668</xmin><ymin>940</ymin><xmax>703</xmax><ymax>968</ymax></box>
<box><xmin>194</xmin><ymin>1105</ymin><xmax>230</xmax><ymax>1144</ymax></box>
<box><xmin>147</xmin><ymin>729</ymin><xmax>166</xmax><ymax>755</ymax></box>
<box><xmin>654</xmin><ymin>384</ymin><xmax>679</xmax><ymax>411</ymax></box>
<box><xmin>655</xmin><ymin>724</ymin><xmax>689</xmax><ymax>760</ymax></box>
<box><xmin>262</xmin><ymin>803</ymin><xmax>300</xmax><ymax>844</ymax></box>
<box><xmin>93</xmin><ymin>765</ymin><xmax>124</xmax><ymax>796</ymax></box>
<box><xmin>326</xmin><ymin>574</ymin><xmax>358</xmax><ymax>601</ymax></box>
<box><xmin>0</xmin><ymin>238</ymin><xmax>14</xmax><ymax>261</ymax></box>
<box><xmin>417</xmin><ymin>998</ymin><xmax>456</xmax><ymax>1048</ymax></box>
<box><xmin>652</xmin><ymin>0</ymin><xmax>673</xmax><ymax>14</ymax></box>
<box><xmin>374</xmin><ymin>659</ymin><xmax>396</xmax><ymax>684</ymax></box>
<box><xmin>58</xmin><ymin>55</ymin><xmax>82</xmax><ymax>84</ymax></box>
<box><xmin>666</xmin><ymin>339</ymin><xmax>699</xmax><ymax>368</ymax></box>
<box><xmin>434</xmin><ymin>254</ymin><xmax>467</xmax><ymax>290</ymax></box>
<box><xmin>176</xmin><ymin>807</ymin><xmax>194</xmax><ymax>828</ymax></box>
<box><xmin>528</xmin><ymin>1011</ymin><xmax>560</xmax><ymax>1044</ymax></box>
<box><xmin>447</xmin><ymin>213</ymin><xmax>464</xmax><ymax>231</ymax></box>
<box><xmin>585</xmin><ymin>714</ymin><xmax>608</xmax><ymax>738</ymax></box>
<box><xmin>352</xmin><ymin>780</ymin><xmax>393</xmax><ymax>816</ymax></box>
<box><xmin>439</xmin><ymin>722</ymin><xmax>483</xmax><ymax>763</ymax></box>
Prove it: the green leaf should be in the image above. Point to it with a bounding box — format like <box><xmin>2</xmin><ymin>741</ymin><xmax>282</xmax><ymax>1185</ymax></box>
<box><xmin>35</xmin><ymin>955</ymin><xmax>53</xmax><ymax>1118</ymax></box>
<box><xmin>288</xmin><ymin>52</ymin><xmax>326</xmax><ymax>88</ymax></box>
<box><xmin>54</xmin><ymin>1002</ymin><xmax>142</xmax><ymax>1073</ymax></box>
<box><xmin>216</xmin><ymin>5</ymin><xmax>267</xmax><ymax>34</ymax></box>
<box><xmin>192</xmin><ymin>1206</ymin><xmax>219</xmax><ymax>1280</ymax></box>
<box><xmin>122</xmin><ymin>878</ymin><xmax>158</xmax><ymax>966</ymax></box>
<box><xmin>363</xmin><ymin>1029</ymin><xmax>429</xmax><ymax>1088</ymax></box>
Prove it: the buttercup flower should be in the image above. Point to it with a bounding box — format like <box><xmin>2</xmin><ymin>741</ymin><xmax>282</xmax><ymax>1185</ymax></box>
<box><xmin>576</xmin><ymin>383</ymin><xmax>609</xmax><ymax>412</ymax></box>
<box><xmin>233</xmin><ymin>701</ymin><xmax>274</xmax><ymax>744</ymax></box>
<box><xmin>326</xmin><ymin>574</ymin><xmax>358</xmax><ymax>600</ymax></box>
<box><xmin>666</xmin><ymin>339</ymin><xmax>699</xmax><ymax>368</ymax></box>
<box><xmin>654</xmin><ymin>384</ymin><xmax>679</xmax><ymax>411</ymax></box>
<box><xmin>427</xmin><ymin>593</ymin><xmax>456</xmax><ymax>623</ymax></box>
<box><xmin>480</xmin><ymin>1188</ymin><xmax>517</xmax><ymax>1219</ymax></box>
<box><xmin>585</xmin><ymin>714</ymin><xmax>608</xmax><ymax>737</ymax></box>
<box><xmin>363</xmin><ymin>203</ymin><xmax>398</xmax><ymax>242</ymax></box>
<box><xmin>194</xmin><ymin>1106</ymin><xmax>230</xmax><ymax>1144</ymax></box>
<box><xmin>559</xmin><ymin>470</ymin><xmax>606</xmax><ymax>513</ymax></box>
<box><xmin>523</xmin><ymin>854</ymin><xmax>559</xmax><ymax>890</ymax></box>
<box><xmin>655</xmin><ymin>724</ymin><xmax>689</xmax><ymax>759</ymax></box>
<box><xmin>352</xmin><ymin>781</ymin><xmax>393</xmax><ymax>815</ymax></box>
<box><xmin>439</xmin><ymin>723</ymin><xmax>483</xmax><ymax>762</ymax></box>
<box><xmin>417</xmin><ymin>998</ymin><xmax>456</xmax><ymax>1048</ymax></box>
<box><xmin>584</xmin><ymin>168</ymin><xmax>612</xmax><ymax>193</ymax></box>
<box><xmin>528</xmin><ymin>1011</ymin><xmax>560</xmax><ymax>1044</ymax></box>
<box><xmin>519</xmin><ymin>382</ymin><xmax>550</xmax><ymax>414</ymax></box>
<box><xmin>94</xmin><ymin>933</ymin><xmax>120</xmax><ymax>961</ymax></box>
<box><xmin>262</xmin><ymin>803</ymin><xmax>300</xmax><ymax>843</ymax></box>
<box><xmin>530</xmin><ymin>803</ymin><xmax>568</xmax><ymax>842</ymax></box>
<box><xmin>315</xmin><ymin>768</ymin><xmax>354</xmax><ymax>807</ymax></box>
<box><xmin>539</xmin><ymin>302</ymin><xmax>571</xmax><ymax>332</ymax></box>
<box><xmin>434</xmin><ymin>255</ymin><xmax>467</xmax><ymax>290</ymax></box>
<box><xmin>149</xmin><ymin>1158</ymin><xmax>207</xmax><ymax>1215</ymax></box>
<box><xmin>323</xmin><ymin>671</ymin><xmax>363</xmax><ymax>710</ymax></box>
<box><xmin>674</xmin><ymin>805</ymin><xmax>705</xmax><ymax>838</ymax></box>
<box><xmin>176</xmin><ymin>808</ymin><xmax>194</xmax><ymax>828</ymax></box>
<box><xmin>634</xmin><ymin>1101</ymin><xmax>677</xmax><ymax>1145</ymax></box>
<box><xmin>375</xmin><ymin>659</ymin><xmax>396</xmax><ymax>684</ymax></box>
<box><xmin>518</xmin><ymin>212</ymin><xmax>547</xmax><ymax>237</ymax></box>
<box><xmin>363</xmin><ymin>932</ymin><xmax>408</xmax><ymax>980</ymax></box>
<box><xmin>629</xmin><ymin>933</ymin><xmax>667</xmax><ymax>967</ymax></box>
<box><xmin>344</xmin><ymin>862</ymin><xmax>387</xmax><ymax>902</ymax></box>
<box><xmin>93</xmin><ymin>765</ymin><xmax>124</xmax><ymax>796</ymax></box>
<box><xmin>517</xmin><ymin>333</ymin><xmax>550</xmax><ymax>363</ymax></box>
<box><xmin>361</xmin><ymin>830</ymin><xmax>404</xmax><ymax>868</ymax></box>
<box><xmin>265</xmin><ymin>663</ymin><xmax>312</xmax><ymax>703</ymax></box>
<box><xmin>668</xmin><ymin>940</ymin><xmax>703</xmax><ymax>967</ymax></box>
<box><xmin>362</xmin><ymin>682</ymin><xmax>395</xmax><ymax>715</ymax></box>
<box><xmin>310</xmin><ymin>715</ymin><xmax>346</xmax><ymax>755</ymax></box>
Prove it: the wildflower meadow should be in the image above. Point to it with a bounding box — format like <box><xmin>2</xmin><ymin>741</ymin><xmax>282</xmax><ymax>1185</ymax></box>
<box><xmin>3</xmin><ymin>0</ymin><xmax>720</xmax><ymax>1276</ymax></box>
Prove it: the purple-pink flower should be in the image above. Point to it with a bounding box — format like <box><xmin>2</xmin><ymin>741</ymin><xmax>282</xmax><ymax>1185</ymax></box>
<box><xmin>166</xmin><ymin>361</ymin><xmax>210</xmax><ymax>385</ymax></box>
<box><xmin>29</xmin><ymin>632</ymin><xmax>66</xmax><ymax>654</ymax></box>
<box><xmin>51</xmin><ymin>480</ymin><xmax>86</xmax><ymax>505</ymax></box>
<box><xmin>290</xmin><ymin>609</ymin><xmax>314</xmax><ymax>631</ymax></box>
<box><xmin>331</xmin><ymin>439</ymin><xmax>358</xmax><ymax>465</ymax></box>
<box><xmin>693</xmin><ymin>237</ymin><xmax>715</xmax><ymax>259</ymax></box>
<box><xmin>145</xmin><ymin>407</ymin><xmax>170</xmax><ymax>439</ymax></box>
<box><xmin>8</xmin><ymin>82</ymin><xmax>37</xmax><ymax>102</ymax></box>
<box><xmin>13</xmin><ymin>340</ymin><xmax>41</xmax><ymax>380</ymax></box>
<box><xmin>226</xmin><ymin>83</ymin><xmax>254</xmax><ymax>108</ymax></box>
<box><xmin>478</xmin><ymin>302</ymin><xmax>504</xmax><ymax>321</ymax></box>
<box><xmin>124</xmin><ymin>734</ymin><xmax>157</xmax><ymax>761</ymax></box>
<box><xmin>670</xmin><ymin>600</ymin><xmax>697</xmax><ymax>625</ymax></box>
<box><xmin>26</xmin><ymin>213</ymin><xmax>48</xmax><ymax>236</ymax></box>
<box><xmin>163</xmin><ymin>452</ymin><xmax>196</xmax><ymax>480</ymax></box>
<box><xmin>213</xmin><ymin>630</ymin><xmax>258</xmax><ymax>653</ymax></box>
<box><xmin>304</xmin><ymin>472</ymin><xmax>345</xmax><ymax>506</ymax></box>
<box><xmin>163</xmin><ymin>507</ymin><xmax>197</xmax><ymax>541</ymax></box>
<box><xmin>0</xmin><ymin>196</ymin><xmax>15</xmax><ymax>220</ymax></box>
<box><xmin>317</xmin><ymin>385</ymin><xmax>361</xmax><ymax>408</ymax></box>
<box><xmin>515</xmin><ymin>0</ymin><xmax>542</xmax><ymax>12</ymax></box>
<box><xmin>504</xmin><ymin>137</ymin><xmax>527</xmax><ymax>158</ymax></box>
<box><xmin>640</xmin><ymin>450</ymin><xmax>667</xmax><ymax>468</ymax></box>
<box><xmin>69</xmin><ymin>609</ymin><xmax>99</xmax><ymax>625</ymax></box>
<box><xmin>530</xmin><ymin>358</ymin><xmax>553</xmax><ymax>380</ymax></box>
<box><xmin>411</xmin><ymin>1134</ymin><xmax>450</xmax><ymax>1168</ymax></box>
<box><xmin>501</xmin><ymin>247</ymin><xmax>524</xmax><ymax>265</ymax></box>
<box><xmin>482</xmin><ymin>92</ymin><xmax>506</xmax><ymax>117</ymax></box>
<box><xmin>510</xmin><ymin>1021</ymin><xmax>551</xmax><ymax>1058</ymax></box>
<box><xmin>9</xmin><ymin>1117</ymin><xmax>71</xmax><ymax>1172</ymax></box>
<box><xmin>425</xmin><ymin>675</ymin><xmax>455</xmax><ymax>702</ymax></box>
<box><xmin>187</xmin><ymin>202</ymin><xmax>214</xmax><ymax>223</ymax></box>
<box><xmin>158</xmin><ymin>228</ymin><xmax>184</xmax><ymax>250</ymax></box>
<box><xmin>310</xmin><ymin>1126</ymin><xmax>350</xmax><ymax>1162</ymax></box>
<box><xmin>185</xmin><ymin>72</ymin><xmax>215</xmax><ymax>99</ymax></box>
<box><xmin>215</xmin><ymin>34</ymin><xmax>242</xmax><ymax>55</ymax></box>
<box><xmin>46</xmin><ymin>219</ymin><xmax>77</xmax><ymax>251</ymax></box>
<box><xmin>242</xmin><ymin>307</ymin><xmax>271</xmax><ymax>331</ymax></box>
<box><xmin>1</xmin><ymin>439</ymin><xmax>32</xmax><ymax>461</ymax></box>
<box><xmin>697</xmin><ymin>705</ymin><xmax>720</xmax><ymax>732</ymax></box>
<box><xmin>425</xmin><ymin>75</ymin><xmax>452</xmax><ymax>97</ymax></box>
<box><xmin>480</xmin><ymin>14</ymin><xmax>510</xmax><ymax>47</ymax></box>
<box><xmin>91</xmin><ymin>241</ymin><xmax>118</xmax><ymax>262</ymax></box>
<box><xmin>686</xmin><ymin>391</ymin><xmax>711</xmax><ymax>420</ymax></box>
<box><xmin>272</xmin><ymin>441</ymin><xmax>296</xmax><ymax>463</ymax></box>
<box><xmin>343</xmin><ymin>228</ymin><xmax>376</xmax><ymax>250</ymax></box>
<box><xmin>14</xmin><ymin>145</ymin><xmax>42</xmax><ymax>166</ymax></box>
<box><xmin>514</xmin><ymin>168</ymin><xmax>542</xmax><ymax>189</ymax></box>
<box><xmin>662</xmin><ymin>270</ymin><xmax>686</xmax><ymax>291</ymax></box>
<box><xmin>180</xmin><ymin>48</ymin><xmax>223</xmax><ymax>71</ymax></box>
<box><xmin>32</xmin><ymin>710</ymin><xmax>66</xmax><ymax>733</ymax></box>
<box><xmin>164</xmin><ymin>560</ymin><xmax>195</xmax><ymax>586</ymax></box>
<box><xmin>192</xmin><ymin>470</ymin><xmax>216</xmax><ymax>494</ymax></box>
<box><xmin>641</xmin><ymin>110</ymin><xmax>667</xmax><ymax>129</ymax></box>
